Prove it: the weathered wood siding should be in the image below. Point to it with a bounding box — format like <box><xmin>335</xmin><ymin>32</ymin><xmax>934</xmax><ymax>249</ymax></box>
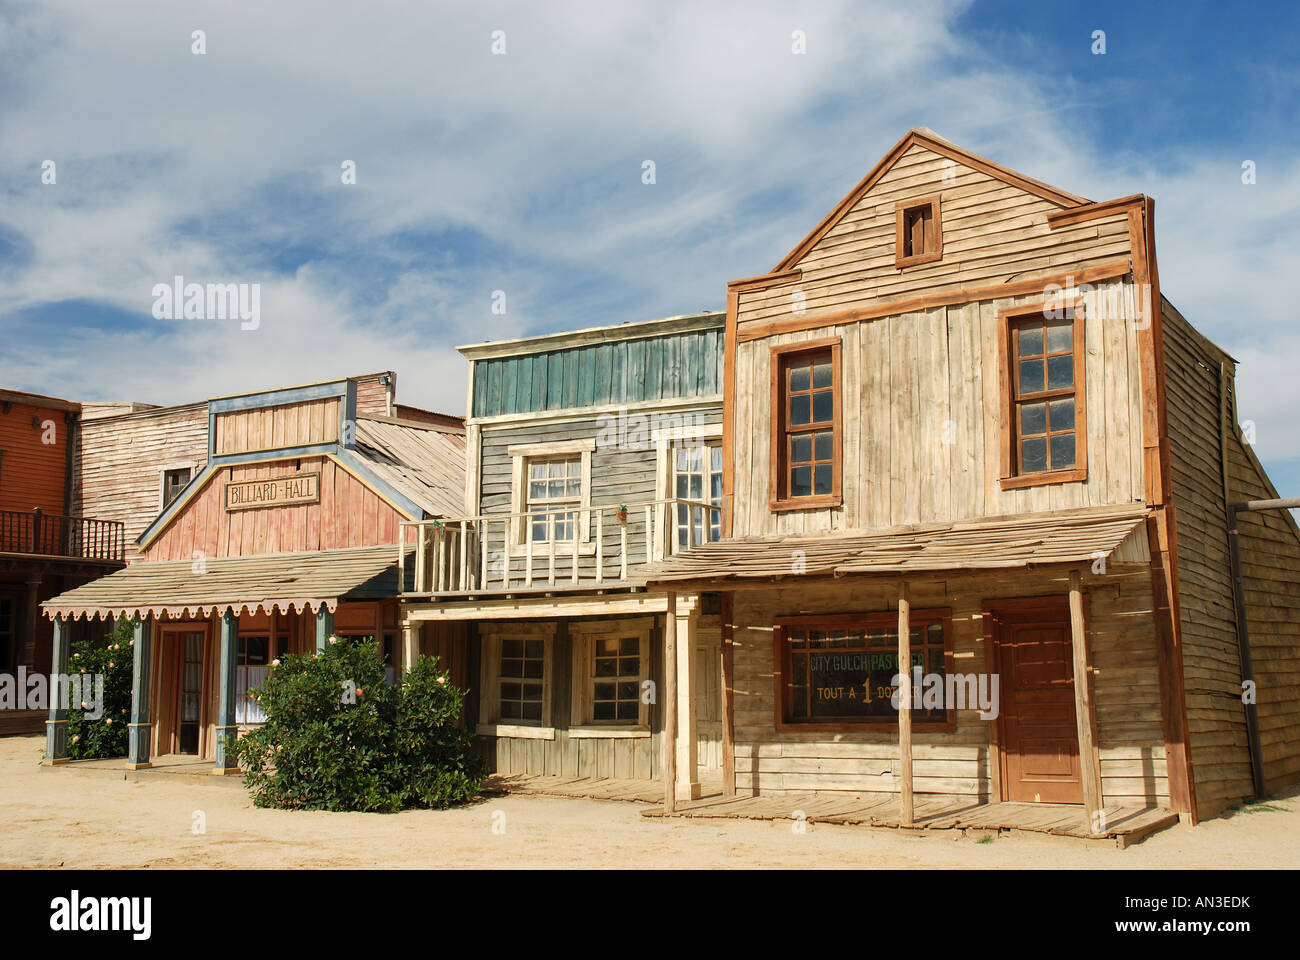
<box><xmin>73</xmin><ymin>403</ymin><xmax>209</xmax><ymax>558</ymax></box>
<box><xmin>739</xmin><ymin>143</ymin><xmax>1130</xmax><ymax>328</ymax></box>
<box><xmin>0</xmin><ymin>401</ymin><xmax>71</xmax><ymax>515</ymax></box>
<box><xmin>143</xmin><ymin>456</ymin><xmax>404</xmax><ymax>560</ymax></box>
<box><xmin>478</xmin><ymin>405</ymin><xmax>722</xmax><ymax>580</ymax></box>
<box><xmin>1160</xmin><ymin>301</ymin><xmax>1253</xmax><ymax>814</ymax></box>
<box><xmin>732</xmin><ymin>279</ymin><xmax>1146</xmax><ymax>536</ymax></box>
<box><xmin>213</xmin><ymin>397</ymin><xmax>339</xmax><ymax>455</ymax></box>
<box><xmin>731</xmin><ymin>571</ymin><xmax>1169</xmax><ymax>805</ymax></box>
<box><xmin>473</xmin><ymin>328</ymin><xmax>724</xmax><ymax>418</ymax></box>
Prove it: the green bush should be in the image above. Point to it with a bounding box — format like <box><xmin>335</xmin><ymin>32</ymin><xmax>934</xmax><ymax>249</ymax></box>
<box><xmin>234</xmin><ymin>635</ymin><xmax>484</xmax><ymax>812</ymax></box>
<box><xmin>64</xmin><ymin>619</ymin><xmax>134</xmax><ymax>760</ymax></box>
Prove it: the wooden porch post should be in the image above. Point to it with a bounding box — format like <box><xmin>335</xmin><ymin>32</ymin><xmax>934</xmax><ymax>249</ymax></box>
<box><xmin>213</xmin><ymin>608</ymin><xmax>239</xmax><ymax>775</ymax></box>
<box><xmin>720</xmin><ymin>591</ymin><xmax>736</xmax><ymax>797</ymax></box>
<box><xmin>402</xmin><ymin>621</ymin><xmax>420</xmax><ymax>674</ymax></box>
<box><xmin>43</xmin><ymin>615</ymin><xmax>69</xmax><ymax>764</ymax></box>
<box><xmin>674</xmin><ymin>595</ymin><xmax>700</xmax><ymax>800</ymax></box>
<box><xmin>663</xmin><ymin>591</ymin><xmax>678</xmax><ymax>814</ymax></box>
<box><xmin>898</xmin><ymin>582</ymin><xmax>913</xmax><ymax>826</ymax></box>
<box><xmin>315</xmin><ymin>605</ymin><xmax>334</xmax><ymax>652</ymax></box>
<box><xmin>126</xmin><ymin>615</ymin><xmax>153</xmax><ymax>770</ymax></box>
<box><xmin>1069</xmin><ymin>570</ymin><xmax>1103</xmax><ymax>828</ymax></box>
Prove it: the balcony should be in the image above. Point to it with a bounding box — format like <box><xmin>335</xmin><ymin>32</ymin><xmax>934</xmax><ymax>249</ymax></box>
<box><xmin>0</xmin><ymin>507</ymin><xmax>126</xmax><ymax>564</ymax></box>
<box><xmin>399</xmin><ymin>498</ymin><xmax>722</xmax><ymax>597</ymax></box>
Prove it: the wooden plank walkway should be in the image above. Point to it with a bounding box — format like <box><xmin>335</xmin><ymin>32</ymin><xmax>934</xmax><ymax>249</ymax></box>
<box><xmin>488</xmin><ymin>774</ymin><xmax>1179</xmax><ymax>847</ymax></box>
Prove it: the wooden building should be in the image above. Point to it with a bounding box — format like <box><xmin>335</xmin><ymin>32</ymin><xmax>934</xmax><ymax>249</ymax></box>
<box><xmin>398</xmin><ymin>313</ymin><xmax>730</xmax><ymax>795</ymax></box>
<box><xmin>1</xmin><ymin>388</ymin><xmax>125</xmax><ymax>732</ymax></box>
<box><xmin>641</xmin><ymin>128</ymin><xmax>1300</xmax><ymax>825</ymax></box>
<box><xmin>41</xmin><ymin>375</ymin><xmax>466</xmax><ymax>769</ymax></box>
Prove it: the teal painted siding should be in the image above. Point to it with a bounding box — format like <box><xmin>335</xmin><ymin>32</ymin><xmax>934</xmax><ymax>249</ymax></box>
<box><xmin>472</xmin><ymin>327</ymin><xmax>725</xmax><ymax>418</ymax></box>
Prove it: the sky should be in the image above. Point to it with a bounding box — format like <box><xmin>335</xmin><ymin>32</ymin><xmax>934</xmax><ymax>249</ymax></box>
<box><xmin>1</xmin><ymin>0</ymin><xmax>1297</xmax><ymax>491</ymax></box>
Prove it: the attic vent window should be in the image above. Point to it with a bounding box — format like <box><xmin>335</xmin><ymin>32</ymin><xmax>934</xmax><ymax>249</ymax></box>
<box><xmin>895</xmin><ymin>195</ymin><xmax>943</xmax><ymax>267</ymax></box>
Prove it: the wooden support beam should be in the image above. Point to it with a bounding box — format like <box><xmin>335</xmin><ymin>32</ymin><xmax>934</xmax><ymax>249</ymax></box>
<box><xmin>213</xmin><ymin>608</ymin><xmax>240</xmax><ymax>775</ymax></box>
<box><xmin>315</xmin><ymin>605</ymin><xmax>334</xmax><ymax>652</ymax></box>
<box><xmin>402</xmin><ymin>622</ymin><xmax>421</xmax><ymax>674</ymax></box>
<box><xmin>663</xmin><ymin>591</ymin><xmax>678</xmax><ymax>814</ymax></box>
<box><xmin>898</xmin><ymin>582</ymin><xmax>913</xmax><ymax>826</ymax></box>
<box><xmin>675</xmin><ymin>596</ymin><xmax>700</xmax><ymax>800</ymax></box>
<box><xmin>1069</xmin><ymin>571</ymin><xmax>1103</xmax><ymax>827</ymax></box>
<box><xmin>43</xmin><ymin>615</ymin><xmax>69</xmax><ymax>765</ymax></box>
<box><xmin>721</xmin><ymin>592</ymin><xmax>736</xmax><ymax>797</ymax></box>
<box><xmin>126</xmin><ymin>615</ymin><xmax>154</xmax><ymax>770</ymax></box>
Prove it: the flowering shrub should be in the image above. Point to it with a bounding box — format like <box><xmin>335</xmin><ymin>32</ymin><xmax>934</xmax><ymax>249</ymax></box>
<box><xmin>234</xmin><ymin>635</ymin><xmax>483</xmax><ymax>812</ymax></box>
<box><xmin>64</xmin><ymin>619</ymin><xmax>134</xmax><ymax>761</ymax></box>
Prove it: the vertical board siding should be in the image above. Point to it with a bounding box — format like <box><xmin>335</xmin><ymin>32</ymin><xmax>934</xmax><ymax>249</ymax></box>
<box><xmin>0</xmin><ymin>402</ymin><xmax>70</xmax><ymax>515</ymax></box>
<box><xmin>472</xmin><ymin>327</ymin><xmax>725</xmax><ymax>418</ymax></box>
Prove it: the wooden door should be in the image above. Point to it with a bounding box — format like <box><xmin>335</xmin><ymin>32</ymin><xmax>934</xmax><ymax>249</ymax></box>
<box><xmin>174</xmin><ymin>630</ymin><xmax>206</xmax><ymax>755</ymax></box>
<box><xmin>994</xmin><ymin>602</ymin><xmax>1083</xmax><ymax>804</ymax></box>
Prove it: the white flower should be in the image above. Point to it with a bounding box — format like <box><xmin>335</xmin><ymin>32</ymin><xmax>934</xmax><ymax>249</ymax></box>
<box><xmin>271</xmin><ymin>658</ymin><xmax>281</xmax><ymax>667</ymax></box>
<box><xmin>328</xmin><ymin>635</ymin><xmax>338</xmax><ymax>645</ymax></box>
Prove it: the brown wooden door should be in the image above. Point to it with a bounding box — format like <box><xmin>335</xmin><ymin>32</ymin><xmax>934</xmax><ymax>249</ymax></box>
<box><xmin>995</xmin><ymin>603</ymin><xmax>1083</xmax><ymax>804</ymax></box>
<box><xmin>175</xmin><ymin>630</ymin><xmax>206</xmax><ymax>755</ymax></box>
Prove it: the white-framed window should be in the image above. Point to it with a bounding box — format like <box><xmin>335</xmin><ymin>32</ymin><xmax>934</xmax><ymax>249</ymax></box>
<box><xmin>673</xmin><ymin>445</ymin><xmax>723</xmax><ymax>547</ymax></box>
<box><xmin>507</xmin><ymin>439</ymin><xmax>594</xmax><ymax>546</ymax></box>
<box><xmin>569</xmin><ymin>619</ymin><xmax>652</xmax><ymax>731</ymax></box>
<box><xmin>478</xmin><ymin>624</ymin><xmax>555</xmax><ymax>735</ymax></box>
<box><xmin>527</xmin><ymin>456</ymin><xmax>581</xmax><ymax>542</ymax></box>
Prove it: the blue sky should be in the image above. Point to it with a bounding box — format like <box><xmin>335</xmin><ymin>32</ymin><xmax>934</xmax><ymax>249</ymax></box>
<box><xmin>1</xmin><ymin>0</ymin><xmax>1297</xmax><ymax>492</ymax></box>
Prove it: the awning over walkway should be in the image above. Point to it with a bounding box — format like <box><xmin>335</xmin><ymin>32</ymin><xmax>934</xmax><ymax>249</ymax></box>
<box><xmin>642</xmin><ymin>504</ymin><xmax>1150</xmax><ymax>587</ymax></box>
<box><xmin>41</xmin><ymin>545</ymin><xmax>411</xmax><ymax>621</ymax></box>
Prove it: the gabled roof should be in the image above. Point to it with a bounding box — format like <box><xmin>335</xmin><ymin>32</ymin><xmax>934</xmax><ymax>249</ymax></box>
<box><xmin>772</xmin><ymin>127</ymin><xmax>1092</xmax><ymax>273</ymax></box>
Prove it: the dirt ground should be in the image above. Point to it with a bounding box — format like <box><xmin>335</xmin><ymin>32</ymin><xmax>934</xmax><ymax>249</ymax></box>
<box><xmin>2</xmin><ymin>736</ymin><xmax>1297</xmax><ymax>869</ymax></box>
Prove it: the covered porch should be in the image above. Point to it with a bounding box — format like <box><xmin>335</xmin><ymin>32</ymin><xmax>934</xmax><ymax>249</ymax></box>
<box><xmin>38</xmin><ymin>545</ymin><xmax>427</xmax><ymax>773</ymax></box>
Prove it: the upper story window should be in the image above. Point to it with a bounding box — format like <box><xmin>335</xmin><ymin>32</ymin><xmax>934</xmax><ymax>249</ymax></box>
<box><xmin>162</xmin><ymin>467</ymin><xmax>192</xmax><ymax>508</ymax></box>
<box><xmin>528</xmin><ymin>456</ymin><xmax>581</xmax><ymax>542</ymax></box>
<box><xmin>998</xmin><ymin>301</ymin><xmax>1087</xmax><ymax>490</ymax></box>
<box><xmin>894</xmin><ymin>195</ymin><xmax>943</xmax><ymax>267</ymax></box>
<box><xmin>673</xmin><ymin>445</ymin><xmax>722</xmax><ymax>547</ymax></box>
<box><xmin>770</xmin><ymin>338</ymin><xmax>842</xmax><ymax>511</ymax></box>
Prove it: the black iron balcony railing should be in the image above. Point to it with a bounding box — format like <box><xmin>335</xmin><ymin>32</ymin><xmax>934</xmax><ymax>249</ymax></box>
<box><xmin>0</xmin><ymin>507</ymin><xmax>126</xmax><ymax>563</ymax></box>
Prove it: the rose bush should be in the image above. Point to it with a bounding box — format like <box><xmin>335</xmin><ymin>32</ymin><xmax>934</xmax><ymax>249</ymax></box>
<box><xmin>63</xmin><ymin>618</ymin><xmax>134</xmax><ymax>761</ymax></box>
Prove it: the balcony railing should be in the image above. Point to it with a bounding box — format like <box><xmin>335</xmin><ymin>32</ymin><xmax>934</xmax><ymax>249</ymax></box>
<box><xmin>399</xmin><ymin>497</ymin><xmax>722</xmax><ymax>596</ymax></box>
<box><xmin>0</xmin><ymin>507</ymin><xmax>126</xmax><ymax>563</ymax></box>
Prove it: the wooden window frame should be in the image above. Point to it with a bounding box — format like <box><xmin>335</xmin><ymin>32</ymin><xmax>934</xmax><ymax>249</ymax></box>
<box><xmin>773</xmin><ymin>610</ymin><xmax>956</xmax><ymax>734</ymax></box>
<box><xmin>507</xmin><ymin>439</ymin><xmax>594</xmax><ymax>548</ymax></box>
<box><xmin>477</xmin><ymin>624</ymin><xmax>555</xmax><ymax>738</ymax></box>
<box><xmin>894</xmin><ymin>195</ymin><xmax>943</xmax><ymax>268</ymax></box>
<box><xmin>568</xmin><ymin>618</ymin><xmax>653</xmax><ymax>736</ymax></box>
<box><xmin>997</xmin><ymin>299</ymin><xmax>1088</xmax><ymax>490</ymax></box>
<box><xmin>158</xmin><ymin>462</ymin><xmax>197</xmax><ymax>511</ymax></box>
<box><xmin>652</xmin><ymin>422</ymin><xmax>722</xmax><ymax>561</ymax></box>
<box><xmin>769</xmin><ymin>337</ymin><xmax>843</xmax><ymax>512</ymax></box>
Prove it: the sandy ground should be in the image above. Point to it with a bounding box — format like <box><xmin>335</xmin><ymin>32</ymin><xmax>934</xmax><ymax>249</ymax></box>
<box><xmin>2</xmin><ymin>736</ymin><xmax>1298</xmax><ymax>869</ymax></box>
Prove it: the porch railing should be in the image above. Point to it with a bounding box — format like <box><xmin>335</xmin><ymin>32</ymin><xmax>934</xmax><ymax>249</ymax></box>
<box><xmin>399</xmin><ymin>497</ymin><xmax>721</xmax><ymax>596</ymax></box>
<box><xmin>0</xmin><ymin>507</ymin><xmax>126</xmax><ymax>563</ymax></box>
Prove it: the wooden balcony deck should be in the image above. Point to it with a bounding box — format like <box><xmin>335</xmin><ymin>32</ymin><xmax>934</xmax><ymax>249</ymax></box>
<box><xmin>486</xmin><ymin>773</ymin><xmax>1180</xmax><ymax>847</ymax></box>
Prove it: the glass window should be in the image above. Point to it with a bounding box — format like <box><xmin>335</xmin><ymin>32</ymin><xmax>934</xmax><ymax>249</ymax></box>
<box><xmin>499</xmin><ymin>637</ymin><xmax>546</xmax><ymax>723</ymax></box>
<box><xmin>778</xmin><ymin>347</ymin><xmax>837</xmax><ymax>501</ymax></box>
<box><xmin>1011</xmin><ymin>311</ymin><xmax>1081</xmax><ymax>475</ymax></box>
<box><xmin>162</xmin><ymin>467</ymin><xmax>192</xmax><ymax>508</ymax></box>
<box><xmin>591</xmin><ymin>635</ymin><xmax>642</xmax><ymax>722</ymax></box>
<box><xmin>527</xmin><ymin>456</ymin><xmax>581</xmax><ymax>542</ymax></box>
<box><xmin>673</xmin><ymin>444</ymin><xmax>722</xmax><ymax>547</ymax></box>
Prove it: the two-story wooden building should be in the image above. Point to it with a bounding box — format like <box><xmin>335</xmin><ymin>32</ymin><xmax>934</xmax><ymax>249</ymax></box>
<box><xmin>40</xmin><ymin>375</ymin><xmax>466</xmax><ymax>769</ymax></box>
<box><xmin>398</xmin><ymin>313</ymin><xmax>729</xmax><ymax>797</ymax></box>
<box><xmin>1</xmin><ymin>388</ymin><xmax>125</xmax><ymax>733</ymax></box>
<box><xmin>644</xmin><ymin>128</ymin><xmax>1300</xmax><ymax>826</ymax></box>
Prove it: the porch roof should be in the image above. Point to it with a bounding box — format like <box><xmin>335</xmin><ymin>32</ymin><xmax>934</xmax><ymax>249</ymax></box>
<box><xmin>40</xmin><ymin>545</ymin><xmax>411</xmax><ymax>622</ymax></box>
<box><xmin>641</xmin><ymin>504</ymin><xmax>1150</xmax><ymax>587</ymax></box>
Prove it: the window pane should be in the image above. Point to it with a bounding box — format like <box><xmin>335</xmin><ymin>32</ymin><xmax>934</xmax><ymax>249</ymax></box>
<box><xmin>791</xmin><ymin>466</ymin><xmax>812</xmax><ymax>497</ymax></box>
<box><xmin>1021</xmin><ymin>436</ymin><xmax>1048</xmax><ymax>472</ymax></box>
<box><xmin>523</xmin><ymin>659</ymin><xmax>543</xmax><ymax>679</ymax></box>
<box><xmin>1018</xmin><ymin>325</ymin><xmax>1044</xmax><ymax>358</ymax></box>
<box><xmin>548</xmin><ymin>479</ymin><xmax>564</xmax><ymax>498</ymax></box>
<box><xmin>790</xmin><ymin>395</ymin><xmax>811</xmax><ymax>425</ymax></box>
<box><xmin>1018</xmin><ymin>358</ymin><xmax>1044</xmax><ymax>393</ymax></box>
<box><xmin>1047</xmin><ymin>355</ymin><xmax>1074</xmax><ymax>390</ymax></box>
<box><xmin>711</xmin><ymin>447</ymin><xmax>722</xmax><ymax>470</ymax></box>
<box><xmin>530</xmin><ymin>463</ymin><xmax>546</xmax><ymax>479</ymax></box>
<box><xmin>594</xmin><ymin>683</ymin><xmax>615</xmax><ymax>701</ymax></box>
<box><xmin>814</xmin><ymin>431</ymin><xmax>832</xmax><ymax>461</ymax></box>
<box><xmin>814</xmin><ymin>464</ymin><xmax>832</xmax><ymax>495</ymax></box>
<box><xmin>616</xmin><ymin>701</ymin><xmax>638</xmax><ymax>721</ymax></box>
<box><xmin>529</xmin><ymin>480</ymin><xmax>545</xmax><ymax>498</ymax></box>
<box><xmin>789</xmin><ymin>363</ymin><xmax>810</xmax><ymax>392</ymax></box>
<box><xmin>567</xmin><ymin>459</ymin><xmax>581</xmax><ymax>477</ymax></box>
<box><xmin>812</xmin><ymin>359</ymin><xmax>832</xmax><ymax>388</ymax></box>
<box><xmin>620</xmin><ymin>636</ymin><xmax>638</xmax><ymax>656</ymax></box>
<box><xmin>791</xmin><ymin>434</ymin><xmax>812</xmax><ymax>464</ymax></box>
<box><xmin>522</xmin><ymin>701</ymin><xmax>543</xmax><ymax>721</ymax></box>
<box><xmin>617</xmin><ymin>681</ymin><xmax>639</xmax><ymax>700</ymax></box>
<box><xmin>503</xmin><ymin>638</ymin><xmax>523</xmax><ymax>658</ymax></box>
<box><xmin>1020</xmin><ymin>402</ymin><xmax>1047</xmax><ymax>437</ymax></box>
<box><xmin>593</xmin><ymin>702</ymin><xmax>614</xmax><ymax>720</ymax></box>
<box><xmin>1045</xmin><ymin>318</ymin><xmax>1073</xmax><ymax>354</ymax></box>
<box><xmin>595</xmin><ymin>657</ymin><xmax>617</xmax><ymax>677</ymax></box>
<box><xmin>812</xmin><ymin>390</ymin><xmax>833</xmax><ymax>423</ymax></box>
<box><xmin>525</xmin><ymin>639</ymin><xmax>543</xmax><ymax>659</ymax></box>
<box><xmin>1050</xmin><ymin>433</ymin><xmax>1076</xmax><ymax>469</ymax></box>
<box><xmin>1048</xmin><ymin>398</ymin><xmax>1074</xmax><ymax>432</ymax></box>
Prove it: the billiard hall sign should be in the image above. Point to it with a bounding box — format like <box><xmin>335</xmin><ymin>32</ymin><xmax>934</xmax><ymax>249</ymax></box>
<box><xmin>224</xmin><ymin>473</ymin><xmax>320</xmax><ymax>511</ymax></box>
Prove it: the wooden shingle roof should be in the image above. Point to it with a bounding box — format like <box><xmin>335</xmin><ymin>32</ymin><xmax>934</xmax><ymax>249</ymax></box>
<box><xmin>642</xmin><ymin>505</ymin><xmax>1150</xmax><ymax>586</ymax></box>
<box><xmin>354</xmin><ymin>416</ymin><xmax>465</xmax><ymax>519</ymax></box>
<box><xmin>41</xmin><ymin>545</ymin><xmax>411</xmax><ymax>622</ymax></box>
